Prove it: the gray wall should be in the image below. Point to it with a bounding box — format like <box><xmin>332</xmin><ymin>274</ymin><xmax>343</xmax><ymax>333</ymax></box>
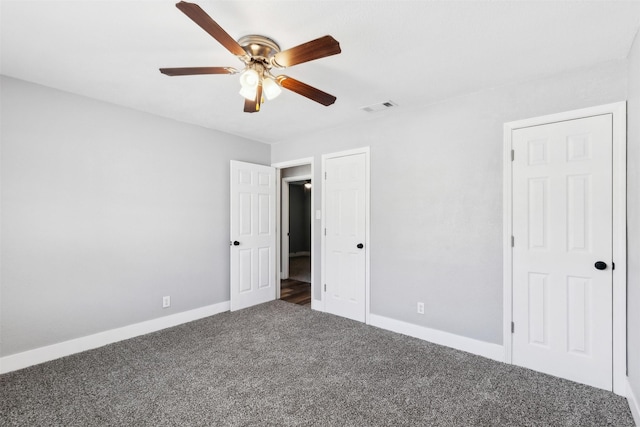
<box><xmin>0</xmin><ymin>76</ymin><xmax>270</xmax><ymax>356</ymax></box>
<box><xmin>626</xmin><ymin>29</ymin><xmax>640</xmax><ymax>406</ymax></box>
<box><xmin>289</xmin><ymin>183</ymin><xmax>311</xmax><ymax>254</ymax></box>
<box><xmin>272</xmin><ymin>60</ymin><xmax>628</xmax><ymax>345</ymax></box>
<box><xmin>281</xmin><ymin>164</ymin><xmax>311</xmax><ymax>178</ymax></box>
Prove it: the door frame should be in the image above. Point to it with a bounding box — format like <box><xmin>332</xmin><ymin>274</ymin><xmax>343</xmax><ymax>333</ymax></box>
<box><xmin>321</xmin><ymin>147</ymin><xmax>371</xmax><ymax>323</ymax></box>
<box><xmin>502</xmin><ymin>102</ymin><xmax>627</xmax><ymax>395</ymax></box>
<box><xmin>281</xmin><ymin>174</ymin><xmax>312</xmax><ymax>281</ymax></box>
<box><xmin>272</xmin><ymin>158</ymin><xmax>314</xmax><ymax>301</ymax></box>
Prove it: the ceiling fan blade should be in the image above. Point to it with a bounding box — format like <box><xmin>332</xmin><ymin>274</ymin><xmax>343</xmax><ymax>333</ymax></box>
<box><xmin>175</xmin><ymin>1</ymin><xmax>246</xmax><ymax>57</ymax></box>
<box><xmin>277</xmin><ymin>76</ymin><xmax>336</xmax><ymax>106</ymax></box>
<box><xmin>243</xmin><ymin>83</ymin><xmax>263</xmax><ymax>113</ymax></box>
<box><xmin>159</xmin><ymin>67</ymin><xmax>238</xmax><ymax>76</ymax></box>
<box><xmin>273</xmin><ymin>35</ymin><xmax>341</xmax><ymax>68</ymax></box>
<box><xmin>244</xmin><ymin>97</ymin><xmax>258</xmax><ymax>113</ymax></box>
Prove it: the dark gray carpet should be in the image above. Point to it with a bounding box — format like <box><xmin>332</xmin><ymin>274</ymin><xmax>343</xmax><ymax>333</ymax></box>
<box><xmin>0</xmin><ymin>301</ymin><xmax>634</xmax><ymax>426</ymax></box>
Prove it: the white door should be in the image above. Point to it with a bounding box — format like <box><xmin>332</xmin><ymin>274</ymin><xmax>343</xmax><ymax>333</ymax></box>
<box><xmin>324</xmin><ymin>152</ymin><xmax>367</xmax><ymax>322</ymax></box>
<box><xmin>512</xmin><ymin>114</ymin><xmax>613</xmax><ymax>390</ymax></box>
<box><xmin>230</xmin><ymin>160</ymin><xmax>276</xmax><ymax>311</ymax></box>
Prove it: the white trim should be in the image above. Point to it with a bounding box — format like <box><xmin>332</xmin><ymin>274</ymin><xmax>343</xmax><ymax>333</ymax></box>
<box><xmin>311</xmin><ymin>299</ymin><xmax>322</xmax><ymax>311</ymax></box>
<box><xmin>275</xmin><ymin>167</ymin><xmax>282</xmax><ymax>298</ymax></box>
<box><xmin>280</xmin><ymin>173</ymin><xmax>289</xmax><ymax>282</ymax></box>
<box><xmin>503</xmin><ymin>102</ymin><xmax>627</xmax><ymax>395</ymax></box>
<box><xmin>272</xmin><ymin>158</ymin><xmax>314</xmax><ymax>306</ymax></box>
<box><xmin>502</xmin><ymin>126</ymin><xmax>514</xmax><ymax>364</ymax></box>
<box><xmin>365</xmin><ymin>148</ymin><xmax>371</xmax><ymax>324</ymax></box>
<box><xmin>321</xmin><ymin>147</ymin><xmax>371</xmax><ymax>323</ymax></box>
<box><xmin>0</xmin><ymin>301</ymin><xmax>230</xmax><ymax>374</ymax></box>
<box><xmin>369</xmin><ymin>314</ymin><xmax>504</xmax><ymax>362</ymax></box>
<box><xmin>611</xmin><ymin>103</ymin><xmax>627</xmax><ymax>396</ymax></box>
<box><xmin>320</xmin><ymin>155</ymin><xmax>326</xmax><ymax>313</ymax></box>
<box><xmin>628</xmin><ymin>378</ymin><xmax>640</xmax><ymax>427</ymax></box>
<box><xmin>271</xmin><ymin>158</ymin><xmax>315</xmax><ymax>170</ymax></box>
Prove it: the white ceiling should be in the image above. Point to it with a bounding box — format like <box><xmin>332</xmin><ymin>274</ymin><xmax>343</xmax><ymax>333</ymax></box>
<box><xmin>2</xmin><ymin>0</ymin><xmax>640</xmax><ymax>144</ymax></box>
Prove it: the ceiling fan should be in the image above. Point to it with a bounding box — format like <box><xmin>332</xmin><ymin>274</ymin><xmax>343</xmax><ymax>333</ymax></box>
<box><xmin>160</xmin><ymin>1</ymin><xmax>342</xmax><ymax>113</ymax></box>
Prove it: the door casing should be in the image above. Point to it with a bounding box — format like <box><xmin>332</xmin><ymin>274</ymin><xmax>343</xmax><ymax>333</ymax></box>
<box><xmin>503</xmin><ymin>102</ymin><xmax>627</xmax><ymax>395</ymax></box>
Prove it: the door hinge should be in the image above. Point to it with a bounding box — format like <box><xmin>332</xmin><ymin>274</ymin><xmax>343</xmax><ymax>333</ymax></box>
<box><xmin>511</xmin><ymin>322</ymin><xmax>515</xmax><ymax>333</ymax></box>
<box><xmin>324</xmin><ymin>284</ymin><xmax>327</xmax><ymax>292</ymax></box>
<box><xmin>324</xmin><ymin>172</ymin><xmax>327</xmax><ymax>180</ymax></box>
<box><xmin>511</xmin><ymin>149</ymin><xmax>514</xmax><ymax>161</ymax></box>
<box><xmin>511</xmin><ymin>236</ymin><xmax>514</xmax><ymax>247</ymax></box>
<box><xmin>324</xmin><ymin>228</ymin><xmax>327</xmax><ymax>236</ymax></box>
<box><xmin>612</xmin><ymin>262</ymin><xmax>615</xmax><ymax>270</ymax></box>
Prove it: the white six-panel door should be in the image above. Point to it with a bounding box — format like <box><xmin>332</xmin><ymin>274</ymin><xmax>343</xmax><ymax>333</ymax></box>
<box><xmin>230</xmin><ymin>160</ymin><xmax>276</xmax><ymax>311</ymax></box>
<box><xmin>324</xmin><ymin>152</ymin><xmax>367</xmax><ymax>322</ymax></box>
<box><xmin>511</xmin><ymin>114</ymin><xmax>613</xmax><ymax>390</ymax></box>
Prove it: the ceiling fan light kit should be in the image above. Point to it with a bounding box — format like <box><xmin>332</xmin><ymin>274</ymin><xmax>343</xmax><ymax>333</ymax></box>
<box><xmin>262</xmin><ymin>77</ymin><xmax>282</xmax><ymax>100</ymax></box>
<box><xmin>160</xmin><ymin>1</ymin><xmax>341</xmax><ymax>113</ymax></box>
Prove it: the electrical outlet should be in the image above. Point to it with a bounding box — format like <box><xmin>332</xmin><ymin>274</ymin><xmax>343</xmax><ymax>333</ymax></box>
<box><xmin>417</xmin><ymin>302</ymin><xmax>425</xmax><ymax>314</ymax></box>
<box><xmin>162</xmin><ymin>296</ymin><xmax>171</xmax><ymax>308</ymax></box>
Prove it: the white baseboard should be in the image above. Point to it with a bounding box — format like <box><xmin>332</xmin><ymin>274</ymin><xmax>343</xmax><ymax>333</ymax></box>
<box><xmin>628</xmin><ymin>378</ymin><xmax>640</xmax><ymax>427</ymax></box>
<box><xmin>311</xmin><ymin>299</ymin><xmax>322</xmax><ymax>311</ymax></box>
<box><xmin>368</xmin><ymin>313</ymin><xmax>504</xmax><ymax>362</ymax></box>
<box><xmin>0</xmin><ymin>301</ymin><xmax>230</xmax><ymax>374</ymax></box>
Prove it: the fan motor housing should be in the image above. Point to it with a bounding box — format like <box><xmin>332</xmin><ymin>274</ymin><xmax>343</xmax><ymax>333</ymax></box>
<box><xmin>238</xmin><ymin>35</ymin><xmax>280</xmax><ymax>64</ymax></box>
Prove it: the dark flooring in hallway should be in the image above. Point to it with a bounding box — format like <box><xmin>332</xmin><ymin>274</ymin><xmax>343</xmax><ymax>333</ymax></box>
<box><xmin>280</xmin><ymin>279</ymin><xmax>311</xmax><ymax>306</ymax></box>
<box><xmin>281</xmin><ymin>256</ymin><xmax>311</xmax><ymax>306</ymax></box>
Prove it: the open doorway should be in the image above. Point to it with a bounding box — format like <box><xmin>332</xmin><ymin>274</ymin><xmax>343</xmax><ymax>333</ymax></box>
<box><xmin>280</xmin><ymin>165</ymin><xmax>312</xmax><ymax>307</ymax></box>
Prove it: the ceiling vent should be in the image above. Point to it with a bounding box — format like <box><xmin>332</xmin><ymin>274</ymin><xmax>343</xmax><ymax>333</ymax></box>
<box><xmin>360</xmin><ymin>100</ymin><xmax>398</xmax><ymax>113</ymax></box>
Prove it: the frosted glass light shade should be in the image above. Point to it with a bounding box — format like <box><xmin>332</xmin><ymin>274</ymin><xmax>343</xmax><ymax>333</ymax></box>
<box><xmin>239</xmin><ymin>85</ymin><xmax>257</xmax><ymax>101</ymax></box>
<box><xmin>239</xmin><ymin>69</ymin><xmax>259</xmax><ymax>89</ymax></box>
<box><xmin>262</xmin><ymin>77</ymin><xmax>282</xmax><ymax>100</ymax></box>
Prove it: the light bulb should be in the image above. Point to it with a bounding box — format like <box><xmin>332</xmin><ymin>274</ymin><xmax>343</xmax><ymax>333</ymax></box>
<box><xmin>239</xmin><ymin>85</ymin><xmax>257</xmax><ymax>101</ymax></box>
<box><xmin>262</xmin><ymin>77</ymin><xmax>282</xmax><ymax>100</ymax></box>
<box><xmin>239</xmin><ymin>69</ymin><xmax>259</xmax><ymax>89</ymax></box>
